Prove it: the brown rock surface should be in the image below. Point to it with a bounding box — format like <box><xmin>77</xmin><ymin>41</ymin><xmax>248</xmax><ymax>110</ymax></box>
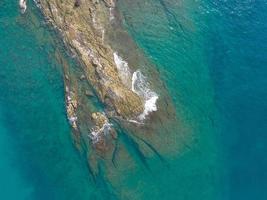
<box><xmin>65</xmin><ymin>86</ymin><xmax>78</xmax><ymax>130</ymax></box>
<box><xmin>38</xmin><ymin>0</ymin><xmax>144</xmax><ymax>119</ymax></box>
<box><xmin>90</xmin><ymin>112</ymin><xmax>116</xmax><ymax>151</ymax></box>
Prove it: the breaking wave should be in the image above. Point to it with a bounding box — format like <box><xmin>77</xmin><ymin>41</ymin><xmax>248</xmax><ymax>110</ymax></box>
<box><xmin>113</xmin><ymin>52</ymin><xmax>132</xmax><ymax>87</ymax></box>
<box><xmin>19</xmin><ymin>0</ymin><xmax>27</xmax><ymax>14</ymax></box>
<box><xmin>132</xmin><ymin>70</ymin><xmax>159</xmax><ymax>120</ymax></box>
<box><xmin>113</xmin><ymin>52</ymin><xmax>159</xmax><ymax>121</ymax></box>
<box><xmin>89</xmin><ymin>122</ymin><xmax>113</xmax><ymax>144</ymax></box>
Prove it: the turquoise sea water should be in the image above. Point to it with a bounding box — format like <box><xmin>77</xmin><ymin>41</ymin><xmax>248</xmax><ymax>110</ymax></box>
<box><xmin>0</xmin><ymin>1</ymin><xmax>96</xmax><ymax>199</ymax></box>
<box><xmin>0</xmin><ymin>0</ymin><xmax>266</xmax><ymax>199</ymax></box>
<box><xmin>118</xmin><ymin>0</ymin><xmax>267</xmax><ymax>199</ymax></box>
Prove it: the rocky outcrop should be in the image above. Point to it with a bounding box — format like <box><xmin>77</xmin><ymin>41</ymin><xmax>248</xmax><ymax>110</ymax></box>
<box><xmin>37</xmin><ymin>0</ymin><xmax>144</xmax><ymax>120</ymax></box>
<box><xmin>65</xmin><ymin>86</ymin><xmax>78</xmax><ymax>130</ymax></box>
<box><xmin>36</xmin><ymin>1</ymin><xmax>181</xmax><ymax>184</ymax></box>
<box><xmin>90</xmin><ymin>113</ymin><xmax>114</xmax><ymax>140</ymax></box>
<box><xmin>89</xmin><ymin>112</ymin><xmax>117</xmax><ymax>153</ymax></box>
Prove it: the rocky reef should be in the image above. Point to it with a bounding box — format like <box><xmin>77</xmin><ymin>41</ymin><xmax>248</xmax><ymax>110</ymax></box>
<box><xmin>36</xmin><ymin>0</ymin><xmax>183</xmax><ymax>184</ymax></box>
<box><xmin>90</xmin><ymin>112</ymin><xmax>117</xmax><ymax>151</ymax></box>
<box><xmin>37</xmin><ymin>0</ymin><xmax>145</xmax><ymax>121</ymax></box>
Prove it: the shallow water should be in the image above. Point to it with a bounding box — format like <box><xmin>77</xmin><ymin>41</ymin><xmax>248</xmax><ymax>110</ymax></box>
<box><xmin>0</xmin><ymin>0</ymin><xmax>266</xmax><ymax>199</ymax></box>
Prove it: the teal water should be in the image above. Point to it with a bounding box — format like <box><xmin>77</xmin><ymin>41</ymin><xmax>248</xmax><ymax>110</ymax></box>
<box><xmin>0</xmin><ymin>0</ymin><xmax>266</xmax><ymax>199</ymax></box>
<box><xmin>116</xmin><ymin>0</ymin><xmax>222</xmax><ymax>199</ymax></box>
<box><xmin>0</xmin><ymin>1</ymin><xmax>97</xmax><ymax>199</ymax></box>
<box><xmin>118</xmin><ymin>0</ymin><xmax>267</xmax><ymax>199</ymax></box>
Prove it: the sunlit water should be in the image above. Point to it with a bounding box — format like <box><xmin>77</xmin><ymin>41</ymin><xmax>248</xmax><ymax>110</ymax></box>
<box><xmin>0</xmin><ymin>0</ymin><xmax>266</xmax><ymax>199</ymax></box>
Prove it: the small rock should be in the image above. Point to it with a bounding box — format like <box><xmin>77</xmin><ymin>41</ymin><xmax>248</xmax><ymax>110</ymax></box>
<box><xmin>80</xmin><ymin>74</ymin><xmax>86</xmax><ymax>80</ymax></box>
<box><xmin>74</xmin><ymin>0</ymin><xmax>81</xmax><ymax>7</ymax></box>
<box><xmin>111</xmin><ymin>131</ymin><xmax>117</xmax><ymax>139</ymax></box>
<box><xmin>85</xmin><ymin>90</ymin><xmax>94</xmax><ymax>97</ymax></box>
<box><xmin>91</xmin><ymin>112</ymin><xmax>97</xmax><ymax>120</ymax></box>
<box><xmin>91</xmin><ymin>112</ymin><xmax>108</xmax><ymax>127</ymax></box>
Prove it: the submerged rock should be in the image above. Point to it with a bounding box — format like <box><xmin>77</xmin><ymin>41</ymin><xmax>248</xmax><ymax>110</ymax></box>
<box><xmin>74</xmin><ymin>0</ymin><xmax>81</xmax><ymax>7</ymax></box>
<box><xmin>89</xmin><ymin>112</ymin><xmax>117</xmax><ymax>151</ymax></box>
<box><xmin>91</xmin><ymin>112</ymin><xmax>109</xmax><ymax>131</ymax></box>
<box><xmin>85</xmin><ymin>90</ymin><xmax>94</xmax><ymax>97</ymax></box>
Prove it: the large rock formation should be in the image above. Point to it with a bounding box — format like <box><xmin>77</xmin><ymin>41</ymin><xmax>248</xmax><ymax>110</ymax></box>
<box><xmin>36</xmin><ymin>1</ymin><xmax>183</xmax><ymax>187</ymax></box>
<box><xmin>37</xmin><ymin>0</ymin><xmax>144</xmax><ymax>120</ymax></box>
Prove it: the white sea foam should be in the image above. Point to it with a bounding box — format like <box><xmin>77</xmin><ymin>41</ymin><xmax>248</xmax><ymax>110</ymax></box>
<box><xmin>113</xmin><ymin>52</ymin><xmax>159</xmax><ymax>120</ymax></box>
<box><xmin>101</xmin><ymin>29</ymin><xmax>105</xmax><ymax>43</ymax></box>
<box><xmin>33</xmin><ymin>0</ymin><xmax>41</xmax><ymax>8</ymax></box>
<box><xmin>19</xmin><ymin>0</ymin><xmax>27</xmax><ymax>14</ymax></box>
<box><xmin>132</xmin><ymin>70</ymin><xmax>159</xmax><ymax>120</ymax></box>
<box><xmin>113</xmin><ymin>52</ymin><xmax>132</xmax><ymax>87</ymax></box>
<box><xmin>65</xmin><ymin>88</ymin><xmax>78</xmax><ymax>130</ymax></box>
<box><xmin>89</xmin><ymin>122</ymin><xmax>113</xmax><ymax>143</ymax></box>
<box><xmin>127</xmin><ymin>119</ymin><xmax>144</xmax><ymax>125</ymax></box>
<box><xmin>109</xmin><ymin>7</ymin><xmax>115</xmax><ymax>21</ymax></box>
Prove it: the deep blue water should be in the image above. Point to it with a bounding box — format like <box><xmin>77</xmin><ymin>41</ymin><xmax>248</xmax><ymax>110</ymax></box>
<box><xmin>0</xmin><ymin>0</ymin><xmax>266</xmax><ymax>199</ymax></box>
<box><xmin>119</xmin><ymin>0</ymin><xmax>267</xmax><ymax>199</ymax></box>
<box><xmin>207</xmin><ymin>0</ymin><xmax>267</xmax><ymax>198</ymax></box>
